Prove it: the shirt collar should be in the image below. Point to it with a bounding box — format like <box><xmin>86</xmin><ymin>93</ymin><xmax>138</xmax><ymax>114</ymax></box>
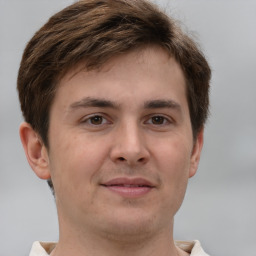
<box><xmin>29</xmin><ymin>240</ymin><xmax>209</xmax><ymax>256</ymax></box>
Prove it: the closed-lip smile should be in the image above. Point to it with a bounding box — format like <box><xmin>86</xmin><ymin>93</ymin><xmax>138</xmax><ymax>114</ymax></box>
<box><xmin>100</xmin><ymin>177</ymin><xmax>155</xmax><ymax>198</ymax></box>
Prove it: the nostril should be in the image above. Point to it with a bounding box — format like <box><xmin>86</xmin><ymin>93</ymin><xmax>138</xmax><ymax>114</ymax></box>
<box><xmin>138</xmin><ymin>158</ymin><xmax>145</xmax><ymax>162</ymax></box>
<box><xmin>117</xmin><ymin>157</ymin><xmax>145</xmax><ymax>163</ymax></box>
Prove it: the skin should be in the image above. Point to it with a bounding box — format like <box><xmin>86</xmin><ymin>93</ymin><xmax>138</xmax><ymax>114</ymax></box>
<box><xmin>20</xmin><ymin>46</ymin><xmax>204</xmax><ymax>256</ymax></box>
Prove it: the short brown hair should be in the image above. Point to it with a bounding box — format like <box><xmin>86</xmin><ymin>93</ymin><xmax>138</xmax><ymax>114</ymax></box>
<box><xmin>17</xmin><ymin>0</ymin><xmax>211</xmax><ymax>147</ymax></box>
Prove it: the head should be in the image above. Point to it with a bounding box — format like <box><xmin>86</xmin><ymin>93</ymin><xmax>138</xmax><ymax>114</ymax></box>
<box><xmin>18</xmin><ymin>0</ymin><xmax>211</xmax><ymax>146</ymax></box>
<box><xmin>18</xmin><ymin>0</ymin><xmax>211</xmax><ymax>241</ymax></box>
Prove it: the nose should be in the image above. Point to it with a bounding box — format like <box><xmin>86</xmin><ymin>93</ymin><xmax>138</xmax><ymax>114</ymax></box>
<box><xmin>109</xmin><ymin>122</ymin><xmax>150</xmax><ymax>166</ymax></box>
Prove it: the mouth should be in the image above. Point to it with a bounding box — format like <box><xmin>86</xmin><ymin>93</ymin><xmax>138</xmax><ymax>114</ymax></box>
<box><xmin>100</xmin><ymin>177</ymin><xmax>155</xmax><ymax>198</ymax></box>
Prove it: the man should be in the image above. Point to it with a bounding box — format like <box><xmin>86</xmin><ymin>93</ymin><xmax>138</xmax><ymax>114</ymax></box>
<box><xmin>17</xmin><ymin>0</ymin><xmax>211</xmax><ymax>255</ymax></box>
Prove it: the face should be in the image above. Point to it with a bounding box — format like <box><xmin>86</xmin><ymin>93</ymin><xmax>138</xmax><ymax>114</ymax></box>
<box><xmin>38</xmin><ymin>47</ymin><xmax>203</xmax><ymax>239</ymax></box>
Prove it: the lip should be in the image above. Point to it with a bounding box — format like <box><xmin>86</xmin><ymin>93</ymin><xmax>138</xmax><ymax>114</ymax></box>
<box><xmin>100</xmin><ymin>177</ymin><xmax>155</xmax><ymax>198</ymax></box>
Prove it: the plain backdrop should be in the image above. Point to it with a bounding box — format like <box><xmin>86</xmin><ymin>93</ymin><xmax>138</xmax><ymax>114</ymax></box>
<box><xmin>0</xmin><ymin>0</ymin><xmax>256</xmax><ymax>256</ymax></box>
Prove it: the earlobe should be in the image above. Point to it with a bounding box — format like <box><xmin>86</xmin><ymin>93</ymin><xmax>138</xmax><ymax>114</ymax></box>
<box><xmin>19</xmin><ymin>122</ymin><xmax>51</xmax><ymax>180</ymax></box>
<box><xmin>189</xmin><ymin>128</ymin><xmax>204</xmax><ymax>178</ymax></box>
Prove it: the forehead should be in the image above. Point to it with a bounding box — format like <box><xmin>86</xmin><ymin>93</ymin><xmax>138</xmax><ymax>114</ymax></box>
<box><xmin>54</xmin><ymin>46</ymin><xmax>187</xmax><ymax>109</ymax></box>
<box><xmin>59</xmin><ymin>46</ymin><xmax>184</xmax><ymax>85</ymax></box>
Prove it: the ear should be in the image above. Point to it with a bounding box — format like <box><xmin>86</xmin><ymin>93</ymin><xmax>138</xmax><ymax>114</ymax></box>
<box><xmin>19</xmin><ymin>122</ymin><xmax>51</xmax><ymax>180</ymax></box>
<box><xmin>189</xmin><ymin>128</ymin><xmax>204</xmax><ymax>178</ymax></box>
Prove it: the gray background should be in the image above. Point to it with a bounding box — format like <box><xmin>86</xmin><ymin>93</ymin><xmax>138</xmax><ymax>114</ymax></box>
<box><xmin>0</xmin><ymin>0</ymin><xmax>255</xmax><ymax>255</ymax></box>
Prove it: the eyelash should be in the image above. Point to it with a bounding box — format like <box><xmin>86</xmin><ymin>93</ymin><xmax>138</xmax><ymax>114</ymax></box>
<box><xmin>145</xmin><ymin>115</ymin><xmax>172</xmax><ymax>125</ymax></box>
<box><xmin>81</xmin><ymin>114</ymin><xmax>111</xmax><ymax>126</ymax></box>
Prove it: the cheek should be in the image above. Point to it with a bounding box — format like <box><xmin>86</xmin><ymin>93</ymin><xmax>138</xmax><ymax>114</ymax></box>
<box><xmin>49</xmin><ymin>133</ymin><xmax>109</xmax><ymax>198</ymax></box>
<box><xmin>155</xmin><ymin>136</ymin><xmax>192</xmax><ymax>177</ymax></box>
<box><xmin>156</xmin><ymin>136</ymin><xmax>192</xmax><ymax>191</ymax></box>
<box><xmin>150</xmin><ymin>136</ymin><xmax>192</xmax><ymax>217</ymax></box>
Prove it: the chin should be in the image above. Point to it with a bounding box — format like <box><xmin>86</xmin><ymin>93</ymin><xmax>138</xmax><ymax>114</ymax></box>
<box><xmin>99</xmin><ymin>208</ymin><xmax>167</xmax><ymax>241</ymax></box>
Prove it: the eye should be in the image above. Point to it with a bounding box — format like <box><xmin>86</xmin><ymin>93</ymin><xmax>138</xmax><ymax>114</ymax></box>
<box><xmin>82</xmin><ymin>114</ymin><xmax>110</xmax><ymax>126</ymax></box>
<box><xmin>145</xmin><ymin>115</ymin><xmax>172</xmax><ymax>126</ymax></box>
<box><xmin>151</xmin><ymin>116</ymin><xmax>166</xmax><ymax>125</ymax></box>
<box><xmin>89</xmin><ymin>115</ymin><xmax>104</xmax><ymax>125</ymax></box>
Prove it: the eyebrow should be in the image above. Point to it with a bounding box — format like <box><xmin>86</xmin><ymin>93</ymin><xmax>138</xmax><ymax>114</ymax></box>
<box><xmin>144</xmin><ymin>99</ymin><xmax>181</xmax><ymax>111</ymax></box>
<box><xmin>69</xmin><ymin>97</ymin><xmax>119</xmax><ymax>110</ymax></box>
<box><xmin>68</xmin><ymin>97</ymin><xmax>181</xmax><ymax>112</ymax></box>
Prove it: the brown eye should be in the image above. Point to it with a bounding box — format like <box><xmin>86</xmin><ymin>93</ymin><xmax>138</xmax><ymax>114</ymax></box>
<box><xmin>89</xmin><ymin>116</ymin><xmax>103</xmax><ymax>125</ymax></box>
<box><xmin>151</xmin><ymin>116</ymin><xmax>165</xmax><ymax>125</ymax></box>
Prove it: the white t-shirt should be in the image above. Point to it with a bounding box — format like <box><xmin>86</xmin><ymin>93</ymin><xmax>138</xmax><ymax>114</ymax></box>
<box><xmin>29</xmin><ymin>240</ymin><xmax>210</xmax><ymax>256</ymax></box>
